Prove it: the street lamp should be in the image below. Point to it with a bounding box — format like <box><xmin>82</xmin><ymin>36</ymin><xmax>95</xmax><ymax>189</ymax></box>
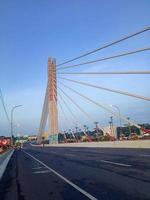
<box><xmin>75</xmin><ymin>126</ymin><xmax>78</xmax><ymax>140</ymax></box>
<box><xmin>11</xmin><ymin>105</ymin><xmax>23</xmax><ymax>144</ymax></box>
<box><xmin>127</xmin><ymin>117</ymin><xmax>131</xmax><ymax>135</ymax></box>
<box><xmin>75</xmin><ymin>126</ymin><xmax>78</xmax><ymax>134</ymax></box>
<box><xmin>110</xmin><ymin>116</ymin><xmax>114</xmax><ymax>136</ymax></box>
<box><xmin>94</xmin><ymin>121</ymin><xmax>98</xmax><ymax>132</ymax></box>
<box><xmin>83</xmin><ymin>125</ymin><xmax>87</xmax><ymax>136</ymax></box>
<box><xmin>109</xmin><ymin>121</ymin><xmax>112</xmax><ymax>135</ymax></box>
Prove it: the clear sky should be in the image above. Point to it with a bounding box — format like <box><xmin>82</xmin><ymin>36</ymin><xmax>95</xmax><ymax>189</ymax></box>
<box><xmin>0</xmin><ymin>0</ymin><xmax>150</xmax><ymax>136</ymax></box>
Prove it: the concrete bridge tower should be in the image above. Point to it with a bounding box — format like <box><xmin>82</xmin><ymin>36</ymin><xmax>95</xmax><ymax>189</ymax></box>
<box><xmin>48</xmin><ymin>58</ymin><xmax>58</xmax><ymax>143</ymax></box>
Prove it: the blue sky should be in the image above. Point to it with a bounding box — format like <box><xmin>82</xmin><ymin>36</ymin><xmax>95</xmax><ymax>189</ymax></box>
<box><xmin>0</xmin><ymin>0</ymin><xmax>150</xmax><ymax>136</ymax></box>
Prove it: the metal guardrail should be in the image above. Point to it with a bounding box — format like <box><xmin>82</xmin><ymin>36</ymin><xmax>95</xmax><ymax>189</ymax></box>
<box><xmin>0</xmin><ymin>149</ymin><xmax>14</xmax><ymax>180</ymax></box>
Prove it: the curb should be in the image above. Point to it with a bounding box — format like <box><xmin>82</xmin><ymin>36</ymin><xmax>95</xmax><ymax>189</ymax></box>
<box><xmin>0</xmin><ymin>149</ymin><xmax>14</xmax><ymax>180</ymax></box>
<box><xmin>31</xmin><ymin>140</ymin><xmax>150</xmax><ymax>149</ymax></box>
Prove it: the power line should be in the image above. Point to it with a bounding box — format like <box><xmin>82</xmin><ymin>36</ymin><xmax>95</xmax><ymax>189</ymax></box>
<box><xmin>58</xmin><ymin>100</ymin><xmax>73</xmax><ymax>131</ymax></box>
<box><xmin>57</xmin><ymin>27</ymin><xmax>150</xmax><ymax>67</ymax></box>
<box><xmin>58</xmin><ymin>77</ymin><xmax>150</xmax><ymax>101</ymax></box>
<box><xmin>58</xmin><ymin>89</ymin><xmax>92</xmax><ymax>137</ymax></box>
<box><xmin>58</xmin><ymin>86</ymin><xmax>105</xmax><ymax>133</ymax></box>
<box><xmin>59</xmin><ymin>81</ymin><xmax>141</xmax><ymax>129</ymax></box>
<box><xmin>58</xmin><ymin>99</ymin><xmax>77</xmax><ymax>139</ymax></box>
<box><xmin>58</xmin><ymin>92</ymin><xmax>88</xmax><ymax>137</ymax></box>
<box><xmin>58</xmin><ymin>93</ymin><xmax>81</xmax><ymax>126</ymax></box>
<box><xmin>58</xmin><ymin>86</ymin><xmax>94</xmax><ymax>121</ymax></box>
<box><xmin>0</xmin><ymin>89</ymin><xmax>10</xmax><ymax>124</ymax></box>
<box><xmin>57</xmin><ymin>47</ymin><xmax>150</xmax><ymax>70</ymax></box>
<box><xmin>58</xmin><ymin>70</ymin><xmax>150</xmax><ymax>75</ymax></box>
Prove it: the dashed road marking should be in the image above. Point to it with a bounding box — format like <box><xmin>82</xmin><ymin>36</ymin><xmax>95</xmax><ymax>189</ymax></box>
<box><xmin>33</xmin><ymin>170</ymin><xmax>51</xmax><ymax>174</ymax></box>
<box><xmin>139</xmin><ymin>154</ymin><xmax>150</xmax><ymax>157</ymax></box>
<box><xmin>100</xmin><ymin>159</ymin><xmax>132</xmax><ymax>167</ymax></box>
<box><xmin>23</xmin><ymin>150</ymin><xmax>98</xmax><ymax>200</ymax></box>
<box><xmin>64</xmin><ymin>153</ymin><xmax>77</xmax><ymax>157</ymax></box>
<box><xmin>32</xmin><ymin>166</ymin><xmax>46</xmax><ymax>170</ymax></box>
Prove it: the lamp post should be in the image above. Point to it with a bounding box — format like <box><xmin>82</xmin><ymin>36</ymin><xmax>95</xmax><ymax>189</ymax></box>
<box><xmin>110</xmin><ymin>116</ymin><xmax>114</xmax><ymax>136</ymax></box>
<box><xmin>69</xmin><ymin>128</ymin><xmax>72</xmax><ymax>139</ymax></box>
<box><xmin>83</xmin><ymin>125</ymin><xmax>87</xmax><ymax>136</ymax></box>
<box><xmin>75</xmin><ymin>126</ymin><xmax>78</xmax><ymax>133</ymax></box>
<box><xmin>109</xmin><ymin>121</ymin><xmax>112</xmax><ymax>135</ymax></box>
<box><xmin>94</xmin><ymin>122</ymin><xmax>99</xmax><ymax>134</ymax></box>
<box><xmin>127</xmin><ymin>117</ymin><xmax>131</xmax><ymax>136</ymax></box>
<box><xmin>11</xmin><ymin>105</ymin><xmax>23</xmax><ymax>145</ymax></box>
<box><xmin>75</xmin><ymin>126</ymin><xmax>78</xmax><ymax>140</ymax></box>
<box><xmin>110</xmin><ymin>105</ymin><xmax>122</xmax><ymax>138</ymax></box>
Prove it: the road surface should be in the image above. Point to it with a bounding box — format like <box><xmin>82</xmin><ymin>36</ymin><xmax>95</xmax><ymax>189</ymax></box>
<box><xmin>0</xmin><ymin>143</ymin><xmax>150</xmax><ymax>200</ymax></box>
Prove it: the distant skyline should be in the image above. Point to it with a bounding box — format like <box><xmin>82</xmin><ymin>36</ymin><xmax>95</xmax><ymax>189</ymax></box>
<box><xmin>0</xmin><ymin>0</ymin><xmax>150</xmax><ymax>136</ymax></box>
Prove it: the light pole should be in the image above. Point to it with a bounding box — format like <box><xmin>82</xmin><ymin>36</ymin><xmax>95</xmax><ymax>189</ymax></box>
<box><xmin>110</xmin><ymin>105</ymin><xmax>122</xmax><ymax>138</ymax></box>
<box><xmin>110</xmin><ymin>116</ymin><xmax>114</xmax><ymax>136</ymax></box>
<box><xmin>75</xmin><ymin>126</ymin><xmax>78</xmax><ymax>135</ymax></box>
<box><xmin>75</xmin><ymin>126</ymin><xmax>78</xmax><ymax>140</ymax></box>
<box><xmin>83</xmin><ymin>125</ymin><xmax>87</xmax><ymax>136</ymax></box>
<box><xmin>127</xmin><ymin>117</ymin><xmax>131</xmax><ymax>136</ymax></box>
<box><xmin>11</xmin><ymin>105</ymin><xmax>22</xmax><ymax>145</ymax></box>
<box><xmin>94</xmin><ymin>122</ymin><xmax>99</xmax><ymax>134</ymax></box>
<box><xmin>109</xmin><ymin>121</ymin><xmax>112</xmax><ymax>135</ymax></box>
<box><xmin>68</xmin><ymin>128</ymin><xmax>72</xmax><ymax>139</ymax></box>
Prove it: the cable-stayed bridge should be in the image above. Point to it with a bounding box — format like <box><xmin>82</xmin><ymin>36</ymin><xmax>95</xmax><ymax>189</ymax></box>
<box><xmin>37</xmin><ymin>26</ymin><xmax>150</xmax><ymax>144</ymax></box>
<box><xmin>1</xmin><ymin>26</ymin><xmax>150</xmax><ymax>200</ymax></box>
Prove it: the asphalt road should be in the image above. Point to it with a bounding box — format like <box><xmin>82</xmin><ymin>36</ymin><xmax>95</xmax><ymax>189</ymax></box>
<box><xmin>0</xmin><ymin>144</ymin><xmax>150</xmax><ymax>200</ymax></box>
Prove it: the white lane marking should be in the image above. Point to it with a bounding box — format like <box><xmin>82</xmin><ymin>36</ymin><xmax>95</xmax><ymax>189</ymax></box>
<box><xmin>33</xmin><ymin>170</ymin><xmax>51</xmax><ymax>174</ymax></box>
<box><xmin>100</xmin><ymin>159</ymin><xmax>132</xmax><ymax>167</ymax></box>
<box><xmin>23</xmin><ymin>150</ymin><xmax>98</xmax><ymax>200</ymax></box>
<box><xmin>64</xmin><ymin>153</ymin><xmax>76</xmax><ymax>157</ymax></box>
<box><xmin>139</xmin><ymin>154</ymin><xmax>150</xmax><ymax>157</ymax></box>
<box><xmin>32</xmin><ymin>166</ymin><xmax>46</xmax><ymax>170</ymax></box>
<box><xmin>49</xmin><ymin>151</ymin><xmax>57</xmax><ymax>154</ymax></box>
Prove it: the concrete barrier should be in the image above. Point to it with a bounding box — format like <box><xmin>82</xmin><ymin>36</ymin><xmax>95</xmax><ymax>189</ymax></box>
<box><xmin>33</xmin><ymin>140</ymin><xmax>150</xmax><ymax>148</ymax></box>
<box><xmin>0</xmin><ymin>149</ymin><xmax>14</xmax><ymax>180</ymax></box>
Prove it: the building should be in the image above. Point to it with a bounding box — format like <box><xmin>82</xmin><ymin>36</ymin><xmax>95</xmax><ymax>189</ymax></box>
<box><xmin>104</xmin><ymin>126</ymin><xmax>117</xmax><ymax>138</ymax></box>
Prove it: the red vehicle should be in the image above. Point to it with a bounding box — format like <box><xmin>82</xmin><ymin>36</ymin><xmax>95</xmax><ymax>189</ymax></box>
<box><xmin>0</xmin><ymin>137</ymin><xmax>12</xmax><ymax>153</ymax></box>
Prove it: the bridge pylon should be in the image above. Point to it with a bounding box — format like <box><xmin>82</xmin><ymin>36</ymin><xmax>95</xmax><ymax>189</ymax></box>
<box><xmin>48</xmin><ymin>58</ymin><xmax>58</xmax><ymax>143</ymax></box>
<box><xmin>37</xmin><ymin>58</ymin><xmax>58</xmax><ymax>144</ymax></box>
